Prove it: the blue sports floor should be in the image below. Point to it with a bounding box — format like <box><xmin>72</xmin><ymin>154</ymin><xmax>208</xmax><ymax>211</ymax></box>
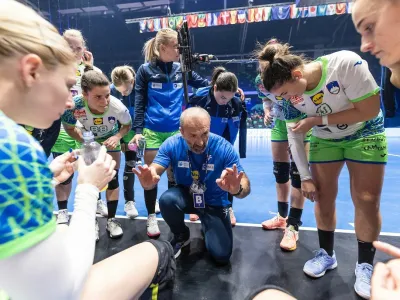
<box><xmin>54</xmin><ymin>130</ymin><xmax>400</xmax><ymax>233</ymax></box>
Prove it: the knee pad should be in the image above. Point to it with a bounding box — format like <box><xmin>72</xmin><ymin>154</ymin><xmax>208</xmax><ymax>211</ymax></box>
<box><xmin>273</xmin><ymin>162</ymin><xmax>290</xmax><ymax>184</ymax></box>
<box><xmin>290</xmin><ymin>162</ymin><xmax>301</xmax><ymax>189</ymax></box>
<box><xmin>108</xmin><ymin>171</ymin><xmax>119</xmax><ymax>190</ymax></box>
<box><xmin>125</xmin><ymin>150</ymin><xmax>137</xmax><ymax>169</ymax></box>
<box><xmin>60</xmin><ymin>174</ymin><xmax>73</xmax><ymax>185</ymax></box>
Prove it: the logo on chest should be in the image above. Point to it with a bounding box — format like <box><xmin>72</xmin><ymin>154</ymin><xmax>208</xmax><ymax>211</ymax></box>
<box><xmin>289</xmin><ymin>95</ymin><xmax>304</xmax><ymax>105</ymax></box>
<box><xmin>173</xmin><ymin>83</ymin><xmax>183</xmax><ymax>89</ymax></box>
<box><xmin>151</xmin><ymin>82</ymin><xmax>162</xmax><ymax>89</ymax></box>
<box><xmin>74</xmin><ymin>108</ymin><xmax>87</xmax><ymax>119</ymax></box>
<box><xmin>93</xmin><ymin>118</ymin><xmax>103</xmax><ymax>125</ymax></box>
<box><xmin>326</xmin><ymin>81</ymin><xmax>340</xmax><ymax>95</ymax></box>
<box><xmin>311</xmin><ymin>91</ymin><xmax>324</xmax><ymax>106</ymax></box>
<box><xmin>108</xmin><ymin>117</ymin><xmax>116</xmax><ymax>124</ymax></box>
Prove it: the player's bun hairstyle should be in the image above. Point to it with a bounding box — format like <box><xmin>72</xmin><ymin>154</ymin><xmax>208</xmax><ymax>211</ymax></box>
<box><xmin>211</xmin><ymin>66</ymin><xmax>238</xmax><ymax>93</ymax></box>
<box><xmin>256</xmin><ymin>39</ymin><xmax>307</xmax><ymax>91</ymax></box>
<box><xmin>81</xmin><ymin>70</ymin><xmax>110</xmax><ymax>93</ymax></box>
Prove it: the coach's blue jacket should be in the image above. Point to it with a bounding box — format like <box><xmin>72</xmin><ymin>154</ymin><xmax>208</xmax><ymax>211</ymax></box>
<box><xmin>133</xmin><ymin>60</ymin><xmax>209</xmax><ymax>134</ymax></box>
<box><xmin>188</xmin><ymin>86</ymin><xmax>247</xmax><ymax>158</ymax></box>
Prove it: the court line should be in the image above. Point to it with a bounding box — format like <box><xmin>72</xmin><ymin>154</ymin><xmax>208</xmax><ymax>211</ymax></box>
<box><xmin>54</xmin><ymin>212</ymin><xmax>400</xmax><ymax>237</ymax></box>
<box><xmin>388</xmin><ymin>154</ymin><xmax>400</xmax><ymax>157</ymax></box>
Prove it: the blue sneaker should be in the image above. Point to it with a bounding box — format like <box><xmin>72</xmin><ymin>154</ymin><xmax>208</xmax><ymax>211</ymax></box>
<box><xmin>171</xmin><ymin>232</ymin><xmax>190</xmax><ymax>258</ymax></box>
<box><xmin>303</xmin><ymin>249</ymin><xmax>338</xmax><ymax>278</ymax></box>
<box><xmin>354</xmin><ymin>263</ymin><xmax>373</xmax><ymax>299</ymax></box>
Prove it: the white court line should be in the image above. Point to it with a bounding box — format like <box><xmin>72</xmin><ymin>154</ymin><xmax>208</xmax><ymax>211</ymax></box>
<box><xmin>54</xmin><ymin>212</ymin><xmax>400</xmax><ymax>237</ymax></box>
<box><xmin>388</xmin><ymin>154</ymin><xmax>400</xmax><ymax>157</ymax></box>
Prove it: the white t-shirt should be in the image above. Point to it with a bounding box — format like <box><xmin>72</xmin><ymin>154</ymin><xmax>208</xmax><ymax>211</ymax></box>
<box><xmin>70</xmin><ymin>62</ymin><xmax>102</xmax><ymax>97</ymax></box>
<box><xmin>61</xmin><ymin>95</ymin><xmax>131</xmax><ymax>139</ymax></box>
<box><xmin>255</xmin><ymin>75</ymin><xmax>285</xmax><ymax>120</ymax></box>
<box><xmin>283</xmin><ymin>51</ymin><xmax>380</xmax><ymax>139</ymax></box>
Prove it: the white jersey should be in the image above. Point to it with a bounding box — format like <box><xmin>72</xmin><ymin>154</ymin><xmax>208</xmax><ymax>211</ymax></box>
<box><xmin>284</xmin><ymin>51</ymin><xmax>380</xmax><ymax>139</ymax></box>
<box><xmin>255</xmin><ymin>75</ymin><xmax>285</xmax><ymax>120</ymax></box>
<box><xmin>70</xmin><ymin>62</ymin><xmax>102</xmax><ymax>97</ymax></box>
<box><xmin>61</xmin><ymin>95</ymin><xmax>131</xmax><ymax>139</ymax></box>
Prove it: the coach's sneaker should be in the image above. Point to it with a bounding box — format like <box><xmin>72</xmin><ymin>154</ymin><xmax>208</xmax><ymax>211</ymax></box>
<box><xmin>124</xmin><ymin>201</ymin><xmax>139</xmax><ymax>219</ymax></box>
<box><xmin>96</xmin><ymin>200</ymin><xmax>108</xmax><ymax>217</ymax></box>
<box><xmin>354</xmin><ymin>262</ymin><xmax>373</xmax><ymax>299</ymax></box>
<box><xmin>106</xmin><ymin>218</ymin><xmax>123</xmax><ymax>238</ymax></box>
<box><xmin>56</xmin><ymin>209</ymin><xmax>69</xmax><ymax>224</ymax></box>
<box><xmin>303</xmin><ymin>249</ymin><xmax>338</xmax><ymax>278</ymax></box>
<box><xmin>261</xmin><ymin>213</ymin><xmax>287</xmax><ymax>230</ymax></box>
<box><xmin>95</xmin><ymin>219</ymin><xmax>100</xmax><ymax>242</ymax></box>
<box><xmin>280</xmin><ymin>225</ymin><xmax>299</xmax><ymax>251</ymax></box>
<box><xmin>229</xmin><ymin>207</ymin><xmax>237</xmax><ymax>227</ymax></box>
<box><xmin>147</xmin><ymin>214</ymin><xmax>161</xmax><ymax>238</ymax></box>
<box><xmin>171</xmin><ymin>231</ymin><xmax>190</xmax><ymax>258</ymax></box>
<box><xmin>155</xmin><ymin>199</ymin><xmax>161</xmax><ymax>214</ymax></box>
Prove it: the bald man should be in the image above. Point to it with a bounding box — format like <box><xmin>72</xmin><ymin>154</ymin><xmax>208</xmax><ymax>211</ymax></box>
<box><xmin>133</xmin><ymin>107</ymin><xmax>250</xmax><ymax>265</ymax></box>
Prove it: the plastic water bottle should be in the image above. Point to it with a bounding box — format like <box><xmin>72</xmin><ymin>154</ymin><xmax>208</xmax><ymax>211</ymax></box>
<box><xmin>128</xmin><ymin>136</ymin><xmax>146</xmax><ymax>166</ymax></box>
<box><xmin>81</xmin><ymin>131</ymin><xmax>108</xmax><ymax>191</ymax></box>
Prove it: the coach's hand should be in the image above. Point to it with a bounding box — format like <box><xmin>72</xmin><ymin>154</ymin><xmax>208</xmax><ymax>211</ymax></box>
<box><xmin>132</xmin><ymin>164</ymin><xmax>160</xmax><ymax>190</ymax></box>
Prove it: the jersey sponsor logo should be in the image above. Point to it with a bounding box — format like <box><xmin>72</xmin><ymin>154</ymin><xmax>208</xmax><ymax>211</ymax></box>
<box><xmin>108</xmin><ymin>116</ymin><xmax>116</xmax><ymax>124</ymax></box>
<box><xmin>232</xmin><ymin>116</ymin><xmax>240</xmax><ymax>122</ymax></box>
<box><xmin>71</xmin><ymin>89</ymin><xmax>79</xmax><ymax>97</ymax></box>
<box><xmin>74</xmin><ymin>108</ymin><xmax>87</xmax><ymax>119</ymax></box>
<box><xmin>76</xmin><ymin>69</ymin><xmax>81</xmax><ymax>77</ymax></box>
<box><xmin>311</xmin><ymin>91</ymin><xmax>324</xmax><ymax>106</ymax></box>
<box><xmin>326</xmin><ymin>81</ymin><xmax>340</xmax><ymax>95</ymax></box>
<box><xmin>316</xmin><ymin>103</ymin><xmax>332</xmax><ymax>116</ymax></box>
<box><xmin>178</xmin><ymin>161</ymin><xmax>190</xmax><ymax>168</ymax></box>
<box><xmin>221</xmin><ymin>118</ymin><xmax>228</xmax><ymax>123</ymax></box>
<box><xmin>275</xmin><ymin>96</ymin><xmax>284</xmax><ymax>101</ymax></box>
<box><xmin>202</xmin><ymin>164</ymin><xmax>215</xmax><ymax>171</ymax></box>
<box><xmin>173</xmin><ymin>83</ymin><xmax>183</xmax><ymax>89</ymax></box>
<box><xmin>93</xmin><ymin>118</ymin><xmax>103</xmax><ymax>125</ymax></box>
<box><xmin>289</xmin><ymin>95</ymin><xmax>304</xmax><ymax>105</ymax></box>
<box><xmin>354</xmin><ymin>60</ymin><xmax>363</xmax><ymax>67</ymax></box>
<box><xmin>151</xmin><ymin>82</ymin><xmax>162</xmax><ymax>89</ymax></box>
<box><xmin>191</xmin><ymin>170</ymin><xmax>200</xmax><ymax>181</ymax></box>
<box><xmin>337</xmin><ymin>124</ymin><xmax>348</xmax><ymax>130</ymax></box>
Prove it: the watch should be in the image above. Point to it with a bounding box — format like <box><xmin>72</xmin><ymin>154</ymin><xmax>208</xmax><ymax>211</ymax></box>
<box><xmin>231</xmin><ymin>184</ymin><xmax>243</xmax><ymax>196</ymax></box>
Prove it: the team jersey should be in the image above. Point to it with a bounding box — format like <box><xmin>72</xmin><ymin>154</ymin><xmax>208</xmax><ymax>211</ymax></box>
<box><xmin>154</xmin><ymin>133</ymin><xmax>244</xmax><ymax>207</ymax></box>
<box><xmin>61</xmin><ymin>95</ymin><xmax>131</xmax><ymax>139</ymax></box>
<box><xmin>134</xmin><ymin>60</ymin><xmax>209</xmax><ymax>134</ymax></box>
<box><xmin>70</xmin><ymin>62</ymin><xmax>101</xmax><ymax>97</ymax></box>
<box><xmin>188</xmin><ymin>86</ymin><xmax>244</xmax><ymax>145</ymax></box>
<box><xmin>281</xmin><ymin>51</ymin><xmax>383</xmax><ymax>140</ymax></box>
<box><xmin>255</xmin><ymin>75</ymin><xmax>298</xmax><ymax>121</ymax></box>
<box><xmin>0</xmin><ymin>111</ymin><xmax>55</xmax><ymax>259</ymax></box>
<box><xmin>110</xmin><ymin>84</ymin><xmax>135</xmax><ymax>129</ymax></box>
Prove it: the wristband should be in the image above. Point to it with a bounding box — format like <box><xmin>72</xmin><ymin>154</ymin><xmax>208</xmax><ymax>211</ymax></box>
<box><xmin>322</xmin><ymin>115</ymin><xmax>329</xmax><ymax>125</ymax></box>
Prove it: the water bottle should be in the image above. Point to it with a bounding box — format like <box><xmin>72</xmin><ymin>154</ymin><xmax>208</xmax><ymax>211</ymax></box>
<box><xmin>81</xmin><ymin>131</ymin><xmax>108</xmax><ymax>191</ymax></box>
<box><xmin>128</xmin><ymin>136</ymin><xmax>146</xmax><ymax>166</ymax></box>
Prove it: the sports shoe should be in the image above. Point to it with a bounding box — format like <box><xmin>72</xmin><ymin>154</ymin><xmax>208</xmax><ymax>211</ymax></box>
<box><xmin>95</xmin><ymin>218</ymin><xmax>100</xmax><ymax>242</ymax></box>
<box><xmin>56</xmin><ymin>209</ymin><xmax>69</xmax><ymax>224</ymax></box>
<box><xmin>189</xmin><ymin>214</ymin><xmax>199</xmax><ymax>221</ymax></box>
<box><xmin>171</xmin><ymin>231</ymin><xmax>190</xmax><ymax>258</ymax></box>
<box><xmin>354</xmin><ymin>262</ymin><xmax>373</xmax><ymax>299</ymax></box>
<box><xmin>106</xmin><ymin>218</ymin><xmax>123</xmax><ymax>238</ymax></box>
<box><xmin>280</xmin><ymin>225</ymin><xmax>299</xmax><ymax>251</ymax></box>
<box><xmin>261</xmin><ymin>213</ymin><xmax>287</xmax><ymax>230</ymax></box>
<box><xmin>124</xmin><ymin>201</ymin><xmax>139</xmax><ymax>219</ymax></box>
<box><xmin>303</xmin><ymin>249</ymin><xmax>338</xmax><ymax>278</ymax></box>
<box><xmin>229</xmin><ymin>207</ymin><xmax>237</xmax><ymax>227</ymax></box>
<box><xmin>147</xmin><ymin>214</ymin><xmax>160</xmax><ymax>238</ymax></box>
<box><xmin>155</xmin><ymin>199</ymin><xmax>161</xmax><ymax>214</ymax></box>
<box><xmin>96</xmin><ymin>200</ymin><xmax>108</xmax><ymax>217</ymax></box>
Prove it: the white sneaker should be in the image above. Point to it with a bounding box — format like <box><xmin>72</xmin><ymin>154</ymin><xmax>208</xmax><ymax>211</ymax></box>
<box><xmin>155</xmin><ymin>199</ymin><xmax>161</xmax><ymax>214</ymax></box>
<box><xmin>124</xmin><ymin>201</ymin><xmax>139</xmax><ymax>219</ymax></box>
<box><xmin>106</xmin><ymin>218</ymin><xmax>123</xmax><ymax>238</ymax></box>
<box><xmin>147</xmin><ymin>214</ymin><xmax>160</xmax><ymax>237</ymax></box>
<box><xmin>96</xmin><ymin>200</ymin><xmax>108</xmax><ymax>217</ymax></box>
<box><xmin>56</xmin><ymin>209</ymin><xmax>69</xmax><ymax>224</ymax></box>
<box><xmin>95</xmin><ymin>218</ymin><xmax>100</xmax><ymax>242</ymax></box>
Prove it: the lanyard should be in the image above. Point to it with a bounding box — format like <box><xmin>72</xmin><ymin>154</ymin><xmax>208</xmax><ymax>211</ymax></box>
<box><xmin>187</xmin><ymin>150</ymin><xmax>209</xmax><ymax>184</ymax></box>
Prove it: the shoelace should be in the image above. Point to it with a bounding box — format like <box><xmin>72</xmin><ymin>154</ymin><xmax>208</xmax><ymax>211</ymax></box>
<box><xmin>108</xmin><ymin>219</ymin><xmax>121</xmax><ymax>229</ymax></box>
<box><xmin>358</xmin><ymin>264</ymin><xmax>373</xmax><ymax>284</ymax></box>
<box><xmin>311</xmin><ymin>250</ymin><xmax>330</xmax><ymax>267</ymax></box>
<box><xmin>148</xmin><ymin>216</ymin><xmax>157</xmax><ymax>226</ymax></box>
<box><xmin>126</xmin><ymin>201</ymin><xmax>135</xmax><ymax>210</ymax></box>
